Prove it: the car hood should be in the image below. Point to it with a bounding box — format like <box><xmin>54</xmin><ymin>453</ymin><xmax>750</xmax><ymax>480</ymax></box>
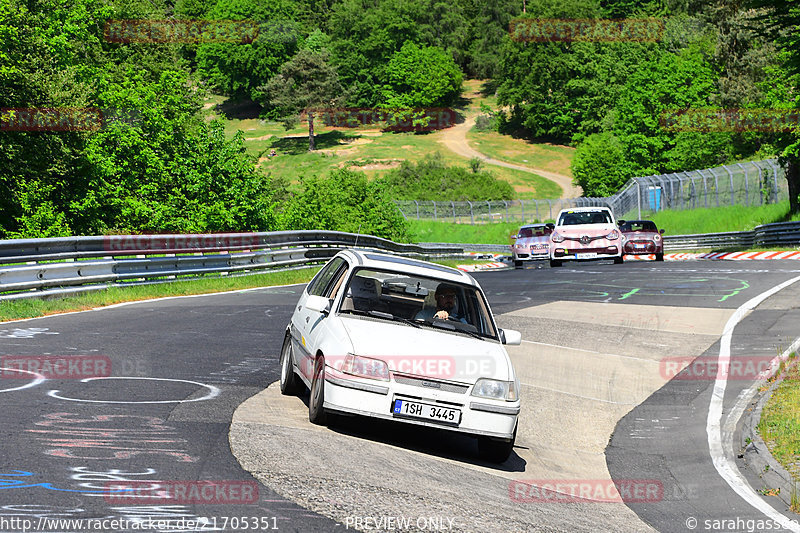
<box><xmin>554</xmin><ymin>224</ymin><xmax>616</xmax><ymax>236</ymax></box>
<box><xmin>515</xmin><ymin>236</ymin><xmax>549</xmax><ymax>245</ymax></box>
<box><xmin>336</xmin><ymin>316</ymin><xmax>513</xmax><ymax>382</ymax></box>
<box><xmin>623</xmin><ymin>231</ymin><xmax>659</xmax><ymax>239</ymax></box>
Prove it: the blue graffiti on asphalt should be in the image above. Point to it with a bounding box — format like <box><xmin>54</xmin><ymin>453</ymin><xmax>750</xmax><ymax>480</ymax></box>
<box><xmin>0</xmin><ymin>471</ymin><xmax>131</xmax><ymax>493</ymax></box>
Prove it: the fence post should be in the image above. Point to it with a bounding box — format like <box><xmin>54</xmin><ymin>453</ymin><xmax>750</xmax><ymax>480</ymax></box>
<box><xmin>467</xmin><ymin>201</ymin><xmax>474</xmax><ymax>225</ymax></box>
<box><xmin>414</xmin><ymin>200</ymin><xmax>419</xmax><ymax>220</ymax></box>
<box><xmin>756</xmin><ymin>163</ymin><xmax>765</xmax><ymax>204</ymax></box>
<box><xmin>736</xmin><ymin>162</ymin><xmax>749</xmax><ymax>206</ymax></box>
<box><xmin>451</xmin><ymin>201</ymin><xmax>456</xmax><ymax>222</ymax></box>
<box><xmin>534</xmin><ymin>199</ymin><xmax>539</xmax><ymax>221</ymax></box>
<box><xmin>503</xmin><ymin>201</ymin><xmax>509</xmax><ymax>222</ymax></box>
<box><xmin>768</xmin><ymin>159</ymin><xmax>780</xmax><ymax>203</ymax></box>
<box><xmin>434</xmin><ymin>201</ymin><xmax>437</xmax><ymax>220</ymax></box>
<box><xmin>723</xmin><ymin>165</ymin><xmax>734</xmax><ymax>206</ymax></box>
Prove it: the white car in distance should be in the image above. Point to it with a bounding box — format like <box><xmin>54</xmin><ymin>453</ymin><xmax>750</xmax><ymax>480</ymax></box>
<box><xmin>279</xmin><ymin>250</ymin><xmax>522</xmax><ymax>463</ymax></box>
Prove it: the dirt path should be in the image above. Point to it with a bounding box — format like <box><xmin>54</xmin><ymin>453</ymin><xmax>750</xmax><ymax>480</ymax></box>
<box><xmin>438</xmin><ymin>112</ymin><xmax>583</xmax><ymax>198</ymax></box>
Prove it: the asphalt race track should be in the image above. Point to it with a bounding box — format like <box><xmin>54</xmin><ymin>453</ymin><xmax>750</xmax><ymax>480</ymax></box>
<box><xmin>1</xmin><ymin>259</ymin><xmax>799</xmax><ymax>532</ymax></box>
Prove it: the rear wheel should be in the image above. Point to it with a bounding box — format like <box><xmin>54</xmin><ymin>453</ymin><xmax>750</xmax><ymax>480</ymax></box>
<box><xmin>279</xmin><ymin>334</ymin><xmax>303</xmax><ymax>395</ymax></box>
<box><xmin>549</xmin><ymin>259</ymin><xmax>562</xmax><ymax>267</ymax></box>
<box><xmin>308</xmin><ymin>355</ymin><xmax>328</xmax><ymax>425</ymax></box>
<box><xmin>478</xmin><ymin>426</ymin><xmax>516</xmax><ymax>463</ymax></box>
<box><xmin>655</xmin><ymin>253</ymin><xmax>664</xmax><ymax>262</ymax></box>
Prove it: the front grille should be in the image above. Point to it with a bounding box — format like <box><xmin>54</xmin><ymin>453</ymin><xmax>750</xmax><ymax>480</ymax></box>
<box><xmin>392</xmin><ymin>373</ymin><xmax>469</xmax><ymax>394</ymax></box>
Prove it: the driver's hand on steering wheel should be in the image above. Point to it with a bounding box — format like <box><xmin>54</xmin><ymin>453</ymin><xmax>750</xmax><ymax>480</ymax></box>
<box><xmin>433</xmin><ymin>310</ymin><xmax>450</xmax><ymax>320</ymax></box>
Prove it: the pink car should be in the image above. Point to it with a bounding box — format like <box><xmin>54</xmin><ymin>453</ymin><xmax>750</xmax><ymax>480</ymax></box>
<box><xmin>511</xmin><ymin>223</ymin><xmax>553</xmax><ymax>268</ymax></box>
<box><xmin>549</xmin><ymin>207</ymin><xmax>624</xmax><ymax>267</ymax></box>
<box><xmin>620</xmin><ymin>220</ymin><xmax>665</xmax><ymax>261</ymax></box>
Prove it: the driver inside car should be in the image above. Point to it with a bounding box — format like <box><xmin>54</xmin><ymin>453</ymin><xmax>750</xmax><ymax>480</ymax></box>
<box><xmin>415</xmin><ymin>283</ymin><xmax>467</xmax><ymax>323</ymax></box>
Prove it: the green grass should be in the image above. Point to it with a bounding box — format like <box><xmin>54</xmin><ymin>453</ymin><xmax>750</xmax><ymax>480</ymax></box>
<box><xmin>205</xmin><ymin>79</ymin><xmax>567</xmax><ymax>199</ymax></box>
<box><xmin>0</xmin><ymin>268</ymin><xmax>320</xmax><ymax>322</ymax></box>
<box><xmin>466</xmin><ymin>129</ymin><xmax>575</xmax><ymax>178</ymax></box>
<box><xmin>407</xmin><ymin>202</ymin><xmax>800</xmax><ymax>244</ymax></box>
<box><xmin>758</xmin><ymin>355</ymin><xmax>800</xmax><ymax>486</ymax></box>
<box><xmin>409</xmin><ymin>219</ymin><xmax>525</xmax><ymax>245</ymax></box>
<box><xmin>643</xmin><ymin>203</ymin><xmax>800</xmax><ymax>235</ymax></box>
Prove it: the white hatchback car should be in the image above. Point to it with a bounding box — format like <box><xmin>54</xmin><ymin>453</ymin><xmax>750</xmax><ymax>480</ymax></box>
<box><xmin>280</xmin><ymin>250</ymin><xmax>522</xmax><ymax>462</ymax></box>
<box><xmin>549</xmin><ymin>206</ymin><xmax>624</xmax><ymax>267</ymax></box>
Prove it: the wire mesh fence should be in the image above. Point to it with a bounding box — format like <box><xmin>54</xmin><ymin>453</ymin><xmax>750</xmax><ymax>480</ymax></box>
<box><xmin>394</xmin><ymin>159</ymin><xmax>788</xmax><ymax>224</ymax></box>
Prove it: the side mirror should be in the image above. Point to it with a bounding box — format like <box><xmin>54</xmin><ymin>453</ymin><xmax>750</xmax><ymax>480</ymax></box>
<box><xmin>618</xmin><ymin>219</ymin><xmax>625</xmax><ymax>226</ymax></box>
<box><xmin>545</xmin><ymin>223</ymin><xmax>555</xmax><ymax>229</ymax></box>
<box><xmin>499</xmin><ymin>328</ymin><xmax>522</xmax><ymax>345</ymax></box>
<box><xmin>305</xmin><ymin>295</ymin><xmax>332</xmax><ymax>315</ymax></box>
<box><xmin>659</xmin><ymin>229</ymin><xmax>665</xmax><ymax>235</ymax></box>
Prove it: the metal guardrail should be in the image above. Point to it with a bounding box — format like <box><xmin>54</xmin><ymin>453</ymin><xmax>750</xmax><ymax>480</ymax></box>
<box><xmin>2</xmin><ymin>223</ymin><xmax>799</xmax><ymax>301</ymax></box>
<box><xmin>0</xmin><ymin>231</ymin><xmax>464</xmax><ymax>301</ymax></box>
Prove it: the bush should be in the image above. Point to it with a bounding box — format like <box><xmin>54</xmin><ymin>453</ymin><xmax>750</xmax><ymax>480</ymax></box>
<box><xmin>279</xmin><ymin>169</ymin><xmax>410</xmax><ymax>242</ymax></box>
<box><xmin>571</xmin><ymin>132</ymin><xmax>631</xmax><ymax>198</ymax></box>
<box><xmin>378</xmin><ymin>153</ymin><xmax>514</xmax><ymax>201</ymax></box>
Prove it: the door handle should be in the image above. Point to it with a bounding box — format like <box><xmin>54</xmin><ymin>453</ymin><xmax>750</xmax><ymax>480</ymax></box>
<box><xmin>305</xmin><ymin>316</ymin><xmax>310</xmax><ymax>323</ymax></box>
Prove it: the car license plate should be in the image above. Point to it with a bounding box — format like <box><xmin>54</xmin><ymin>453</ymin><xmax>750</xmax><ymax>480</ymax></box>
<box><xmin>576</xmin><ymin>252</ymin><xmax>597</xmax><ymax>259</ymax></box>
<box><xmin>392</xmin><ymin>399</ymin><xmax>461</xmax><ymax>425</ymax></box>
<box><xmin>634</xmin><ymin>243</ymin><xmax>645</xmax><ymax>249</ymax></box>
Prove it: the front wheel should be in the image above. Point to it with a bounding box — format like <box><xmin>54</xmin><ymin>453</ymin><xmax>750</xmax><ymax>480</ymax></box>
<box><xmin>478</xmin><ymin>426</ymin><xmax>516</xmax><ymax>463</ymax></box>
<box><xmin>308</xmin><ymin>355</ymin><xmax>328</xmax><ymax>425</ymax></box>
<box><xmin>514</xmin><ymin>260</ymin><xmax>523</xmax><ymax>269</ymax></box>
<box><xmin>655</xmin><ymin>252</ymin><xmax>664</xmax><ymax>262</ymax></box>
<box><xmin>613</xmin><ymin>255</ymin><xmax>624</xmax><ymax>264</ymax></box>
<box><xmin>549</xmin><ymin>259</ymin><xmax>562</xmax><ymax>268</ymax></box>
<box><xmin>279</xmin><ymin>334</ymin><xmax>303</xmax><ymax>395</ymax></box>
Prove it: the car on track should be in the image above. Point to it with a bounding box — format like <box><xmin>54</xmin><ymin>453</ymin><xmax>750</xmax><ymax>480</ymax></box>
<box><xmin>619</xmin><ymin>219</ymin><xmax>665</xmax><ymax>261</ymax></box>
<box><xmin>549</xmin><ymin>206</ymin><xmax>624</xmax><ymax>267</ymax></box>
<box><xmin>279</xmin><ymin>249</ymin><xmax>522</xmax><ymax>463</ymax></box>
<box><xmin>511</xmin><ymin>223</ymin><xmax>554</xmax><ymax>268</ymax></box>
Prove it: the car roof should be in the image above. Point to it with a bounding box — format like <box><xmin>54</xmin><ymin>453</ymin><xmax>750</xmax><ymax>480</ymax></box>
<box><xmin>336</xmin><ymin>249</ymin><xmax>479</xmax><ymax>287</ymax></box>
<box><xmin>556</xmin><ymin>206</ymin><xmax>612</xmax><ymax>214</ymax></box>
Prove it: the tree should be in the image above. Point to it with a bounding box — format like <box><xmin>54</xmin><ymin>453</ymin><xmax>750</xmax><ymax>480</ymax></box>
<box><xmin>279</xmin><ymin>169</ymin><xmax>410</xmax><ymax>242</ymax></box>
<box><xmin>194</xmin><ymin>0</ymin><xmax>299</xmax><ymax>100</ymax></box>
<box><xmin>571</xmin><ymin>132</ymin><xmax>628</xmax><ymax>197</ymax></box>
<box><xmin>380</xmin><ymin>41</ymin><xmax>463</xmax><ymax>108</ymax></box>
<box><xmin>746</xmin><ymin>0</ymin><xmax>800</xmax><ymax>214</ymax></box>
<box><xmin>255</xmin><ymin>49</ymin><xmax>344</xmax><ymax>151</ymax></box>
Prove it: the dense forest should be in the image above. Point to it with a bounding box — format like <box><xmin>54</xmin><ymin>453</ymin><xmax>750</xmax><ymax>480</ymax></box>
<box><xmin>1</xmin><ymin>0</ymin><xmax>798</xmax><ymax>239</ymax></box>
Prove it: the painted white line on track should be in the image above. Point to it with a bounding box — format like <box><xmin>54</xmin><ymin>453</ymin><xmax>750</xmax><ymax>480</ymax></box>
<box><xmin>0</xmin><ymin>367</ymin><xmax>46</xmax><ymax>393</ymax></box>
<box><xmin>520</xmin><ymin>381</ymin><xmax>638</xmax><ymax>406</ymax></box>
<box><xmin>521</xmin><ymin>339</ymin><xmax>660</xmax><ymax>363</ymax></box>
<box><xmin>48</xmin><ymin>376</ymin><xmax>221</xmax><ymax>404</ymax></box>
<box><xmin>706</xmin><ymin>274</ymin><xmax>800</xmax><ymax>531</ymax></box>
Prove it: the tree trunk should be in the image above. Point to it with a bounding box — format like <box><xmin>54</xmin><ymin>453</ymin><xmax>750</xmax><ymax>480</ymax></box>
<box><xmin>308</xmin><ymin>111</ymin><xmax>315</xmax><ymax>151</ymax></box>
<box><xmin>787</xmin><ymin>156</ymin><xmax>800</xmax><ymax>214</ymax></box>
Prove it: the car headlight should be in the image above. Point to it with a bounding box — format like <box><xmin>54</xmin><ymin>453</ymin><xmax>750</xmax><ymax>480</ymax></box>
<box><xmin>551</xmin><ymin>232</ymin><xmax>564</xmax><ymax>243</ymax></box>
<box><xmin>605</xmin><ymin>229</ymin><xmax>620</xmax><ymax>240</ymax></box>
<box><xmin>471</xmin><ymin>378</ymin><xmax>518</xmax><ymax>401</ymax></box>
<box><xmin>342</xmin><ymin>354</ymin><xmax>389</xmax><ymax>381</ymax></box>
<box><xmin>654</xmin><ymin>234</ymin><xmax>661</xmax><ymax>242</ymax></box>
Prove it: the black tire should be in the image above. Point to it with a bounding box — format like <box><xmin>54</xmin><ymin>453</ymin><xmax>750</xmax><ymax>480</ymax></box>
<box><xmin>613</xmin><ymin>255</ymin><xmax>624</xmax><ymax>264</ymax></box>
<box><xmin>514</xmin><ymin>260</ymin><xmax>523</xmax><ymax>269</ymax></box>
<box><xmin>549</xmin><ymin>259</ymin><xmax>562</xmax><ymax>267</ymax></box>
<box><xmin>655</xmin><ymin>253</ymin><xmax>664</xmax><ymax>262</ymax></box>
<box><xmin>279</xmin><ymin>334</ymin><xmax>303</xmax><ymax>395</ymax></box>
<box><xmin>308</xmin><ymin>355</ymin><xmax>328</xmax><ymax>425</ymax></box>
<box><xmin>478</xmin><ymin>426</ymin><xmax>516</xmax><ymax>463</ymax></box>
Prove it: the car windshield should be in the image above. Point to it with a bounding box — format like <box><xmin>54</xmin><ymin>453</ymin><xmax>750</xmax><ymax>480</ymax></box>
<box><xmin>518</xmin><ymin>226</ymin><xmax>551</xmax><ymax>238</ymax></box>
<box><xmin>621</xmin><ymin>221</ymin><xmax>657</xmax><ymax>232</ymax></box>
<box><xmin>558</xmin><ymin>210</ymin><xmax>612</xmax><ymax>225</ymax></box>
<box><xmin>338</xmin><ymin>268</ymin><xmax>498</xmax><ymax>339</ymax></box>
